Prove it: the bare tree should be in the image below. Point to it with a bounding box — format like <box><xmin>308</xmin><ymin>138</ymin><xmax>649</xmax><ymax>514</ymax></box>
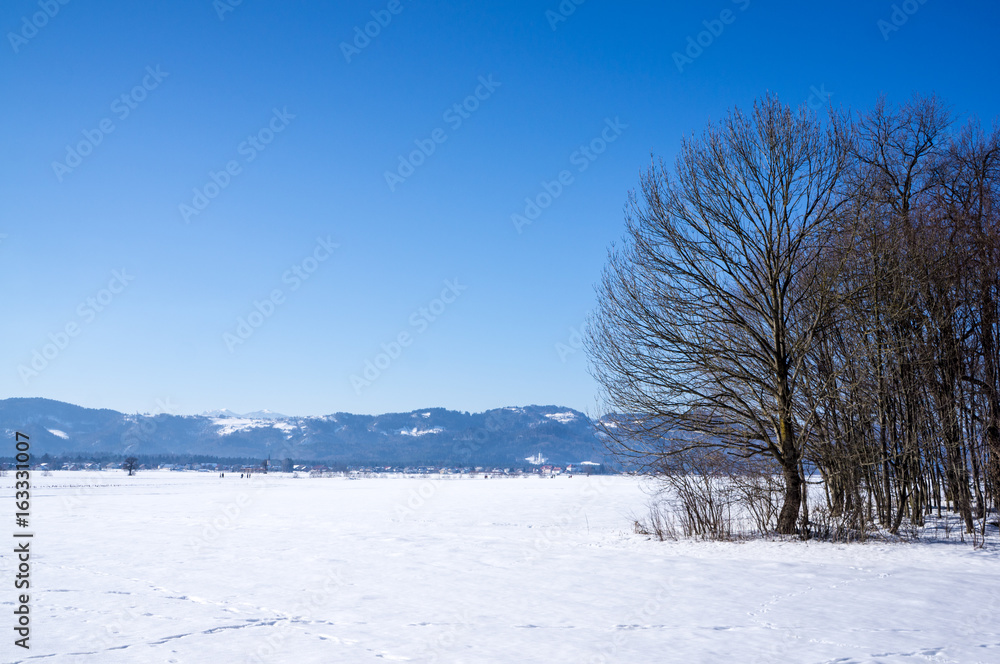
<box><xmin>796</xmin><ymin>96</ymin><xmax>999</xmax><ymax>536</ymax></box>
<box><xmin>801</xmin><ymin>95</ymin><xmax>954</xmax><ymax>533</ymax></box>
<box><xmin>587</xmin><ymin>95</ymin><xmax>849</xmax><ymax>534</ymax></box>
<box><xmin>123</xmin><ymin>457</ymin><xmax>139</xmax><ymax>476</ymax></box>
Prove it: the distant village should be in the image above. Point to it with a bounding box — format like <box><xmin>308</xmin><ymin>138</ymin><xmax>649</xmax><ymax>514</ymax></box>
<box><xmin>2</xmin><ymin>456</ymin><xmax>607</xmax><ymax>477</ymax></box>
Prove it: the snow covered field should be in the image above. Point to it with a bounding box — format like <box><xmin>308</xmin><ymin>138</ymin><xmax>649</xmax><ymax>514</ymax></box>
<box><xmin>2</xmin><ymin>471</ymin><xmax>998</xmax><ymax>663</ymax></box>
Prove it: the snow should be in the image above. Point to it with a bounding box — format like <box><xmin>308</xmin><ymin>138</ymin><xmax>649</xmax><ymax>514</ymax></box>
<box><xmin>3</xmin><ymin>473</ymin><xmax>998</xmax><ymax>663</ymax></box>
<box><xmin>203</xmin><ymin>410</ymin><xmax>288</xmax><ymax>421</ymax></box>
<box><xmin>544</xmin><ymin>412</ymin><xmax>577</xmax><ymax>424</ymax></box>
<box><xmin>244</xmin><ymin>410</ymin><xmax>289</xmax><ymax>420</ymax></box>
<box><xmin>46</xmin><ymin>428</ymin><xmax>69</xmax><ymax>439</ymax></box>
<box><xmin>201</xmin><ymin>409</ymin><xmax>241</xmax><ymax>419</ymax></box>
<box><xmin>398</xmin><ymin>426</ymin><xmax>444</xmax><ymax>437</ymax></box>
<box><xmin>211</xmin><ymin>418</ymin><xmax>269</xmax><ymax>435</ymax></box>
<box><xmin>211</xmin><ymin>418</ymin><xmax>298</xmax><ymax>436</ymax></box>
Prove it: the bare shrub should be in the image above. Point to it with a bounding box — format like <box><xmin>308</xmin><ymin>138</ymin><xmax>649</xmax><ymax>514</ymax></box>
<box><xmin>800</xmin><ymin>481</ymin><xmax>910</xmax><ymax>543</ymax></box>
<box><xmin>633</xmin><ymin>501</ymin><xmax>677</xmax><ymax>541</ymax></box>
<box><xmin>729</xmin><ymin>457</ymin><xmax>784</xmax><ymax>534</ymax></box>
<box><xmin>652</xmin><ymin>448</ymin><xmax>739</xmax><ymax>540</ymax></box>
<box><xmin>809</xmin><ymin>505</ymin><xmax>858</xmax><ymax>542</ymax></box>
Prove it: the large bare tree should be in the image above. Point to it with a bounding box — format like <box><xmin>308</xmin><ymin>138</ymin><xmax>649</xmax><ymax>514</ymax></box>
<box><xmin>587</xmin><ymin>95</ymin><xmax>849</xmax><ymax>534</ymax></box>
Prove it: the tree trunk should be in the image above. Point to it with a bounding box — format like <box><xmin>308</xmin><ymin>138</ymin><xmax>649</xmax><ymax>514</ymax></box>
<box><xmin>777</xmin><ymin>462</ymin><xmax>802</xmax><ymax>534</ymax></box>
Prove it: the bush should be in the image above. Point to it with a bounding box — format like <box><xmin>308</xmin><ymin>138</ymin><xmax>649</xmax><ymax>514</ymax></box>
<box><xmin>634</xmin><ymin>501</ymin><xmax>677</xmax><ymax>541</ymax></box>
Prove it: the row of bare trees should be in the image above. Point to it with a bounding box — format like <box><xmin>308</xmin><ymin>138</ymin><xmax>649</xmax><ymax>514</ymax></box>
<box><xmin>588</xmin><ymin>94</ymin><xmax>1000</xmax><ymax>537</ymax></box>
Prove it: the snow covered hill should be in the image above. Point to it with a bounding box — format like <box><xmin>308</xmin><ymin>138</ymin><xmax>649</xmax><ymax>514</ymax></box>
<box><xmin>0</xmin><ymin>398</ymin><xmax>604</xmax><ymax>465</ymax></box>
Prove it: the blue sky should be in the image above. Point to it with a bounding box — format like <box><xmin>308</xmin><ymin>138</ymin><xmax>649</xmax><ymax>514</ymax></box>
<box><xmin>2</xmin><ymin>0</ymin><xmax>998</xmax><ymax>417</ymax></box>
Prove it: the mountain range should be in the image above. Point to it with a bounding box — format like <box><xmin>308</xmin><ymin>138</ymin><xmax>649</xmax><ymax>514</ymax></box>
<box><xmin>0</xmin><ymin>398</ymin><xmax>606</xmax><ymax>466</ymax></box>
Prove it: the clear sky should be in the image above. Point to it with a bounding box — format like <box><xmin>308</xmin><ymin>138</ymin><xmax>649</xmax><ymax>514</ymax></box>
<box><xmin>2</xmin><ymin>0</ymin><xmax>998</xmax><ymax>417</ymax></box>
